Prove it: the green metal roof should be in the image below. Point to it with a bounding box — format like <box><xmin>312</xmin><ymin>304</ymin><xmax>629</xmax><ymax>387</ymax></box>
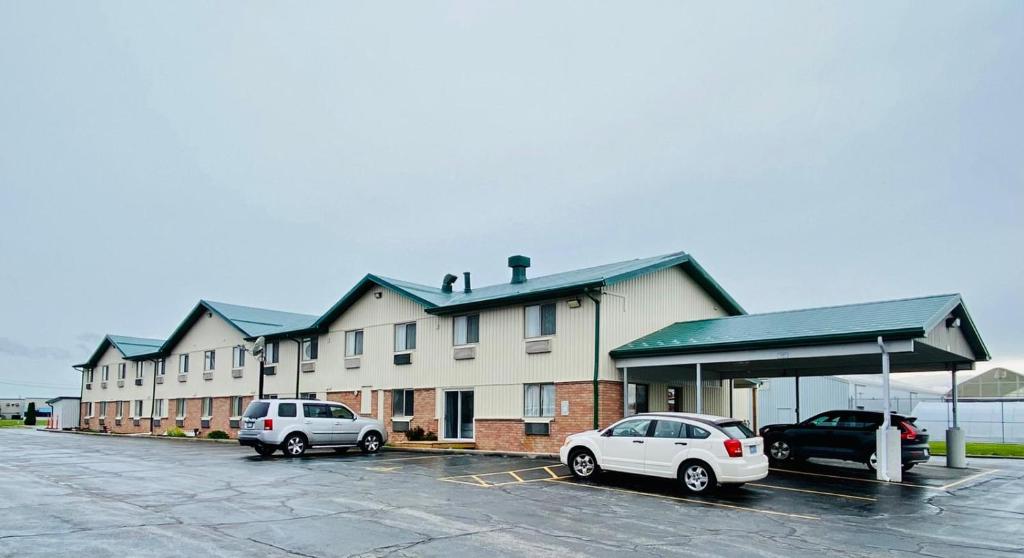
<box><xmin>611</xmin><ymin>294</ymin><xmax>990</xmax><ymax>360</ymax></box>
<box><xmin>311</xmin><ymin>251</ymin><xmax>744</xmax><ymax>329</ymax></box>
<box><xmin>75</xmin><ymin>335</ymin><xmax>166</xmax><ymax>368</ymax></box>
<box><xmin>157</xmin><ymin>300</ymin><xmax>318</xmax><ymax>350</ymax></box>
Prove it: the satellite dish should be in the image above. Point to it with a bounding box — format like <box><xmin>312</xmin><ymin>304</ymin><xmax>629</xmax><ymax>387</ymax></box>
<box><xmin>252</xmin><ymin>336</ymin><xmax>266</xmax><ymax>358</ymax></box>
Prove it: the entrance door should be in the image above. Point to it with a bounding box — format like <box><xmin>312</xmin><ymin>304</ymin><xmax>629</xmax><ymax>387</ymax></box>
<box><xmin>444</xmin><ymin>390</ymin><xmax>474</xmax><ymax>440</ymax></box>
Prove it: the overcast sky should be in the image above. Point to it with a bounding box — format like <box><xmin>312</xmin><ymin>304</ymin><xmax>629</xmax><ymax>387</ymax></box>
<box><xmin>1</xmin><ymin>2</ymin><xmax>1021</xmax><ymax>397</ymax></box>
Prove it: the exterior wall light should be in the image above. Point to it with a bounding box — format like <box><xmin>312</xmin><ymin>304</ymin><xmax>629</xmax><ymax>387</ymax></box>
<box><xmin>567</xmin><ymin>298</ymin><xmax>582</xmax><ymax>309</ymax></box>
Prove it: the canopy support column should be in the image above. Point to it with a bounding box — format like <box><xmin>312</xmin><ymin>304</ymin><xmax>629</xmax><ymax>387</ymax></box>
<box><xmin>794</xmin><ymin>372</ymin><xmax>800</xmax><ymax>422</ymax></box>
<box><xmin>695</xmin><ymin>363</ymin><xmax>702</xmax><ymax>414</ymax></box>
<box><xmin>876</xmin><ymin>337</ymin><xmax>901</xmax><ymax>482</ymax></box>
<box><xmin>622</xmin><ymin>367</ymin><xmax>629</xmax><ymax>417</ymax></box>
<box><xmin>946</xmin><ymin>364</ymin><xmax>967</xmax><ymax>468</ymax></box>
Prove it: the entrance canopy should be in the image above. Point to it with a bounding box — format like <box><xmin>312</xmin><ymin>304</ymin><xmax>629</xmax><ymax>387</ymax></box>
<box><xmin>612</xmin><ymin>294</ymin><xmax>988</xmax><ymax>382</ymax></box>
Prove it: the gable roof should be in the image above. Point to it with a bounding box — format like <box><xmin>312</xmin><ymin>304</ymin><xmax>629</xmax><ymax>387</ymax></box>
<box><xmin>946</xmin><ymin>367</ymin><xmax>1024</xmax><ymax>398</ymax></box>
<box><xmin>159</xmin><ymin>300</ymin><xmax>319</xmax><ymax>350</ymax></box>
<box><xmin>75</xmin><ymin>335</ymin><xmax>166</xmax><ymax>368</ymax></box>
<box><xmin>611</xmin><ymin>293</ymin><xmax>990</xmax><ymax>360</ymax></box>
<box><xmin>312</xmin><ymin>251</ymin><xmax>743</xmax><ymax>329</ymax></box>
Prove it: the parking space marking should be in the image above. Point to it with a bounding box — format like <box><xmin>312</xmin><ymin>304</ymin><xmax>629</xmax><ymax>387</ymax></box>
<box><xmin>508</xmin><ymin>471</ymin><xmax>525</xmax><ymax>483</ymax></box>
<box><xmin>370</xmin><ymin>454</ymin><xmax>464</xmax><ymax>464</ymax></box>
<box><xmin>543</xmin><ymin>479</ymin><xmax>819</xmax><ymax>520</ymax></box>
<box><xmin>365</xmin><ymin>466</ymin><xmax>401</xmax><ymax>472</ymax></box>
<box><xmin>769</xmin><ymin>467</ymin><xmax>941</xmax><ymax>489</ymax></box>
<box><xmin>748</xmin><ymin>482</ymin><xmax>876</xmax><ymax>502</ymax></box>
<box><xmin>939</xmin><ymin>469</ymin><xmax>997</xmax><ymax>491</ymax></box>
<box><xmin>543</xmin><ymin>466</ymin><xmax>560</xmax><ymax>479</ymax></box>
<box><xmin>438</xmin><ymin>463</ymin><xmax>569</xmax><ymax>487</ymax></box>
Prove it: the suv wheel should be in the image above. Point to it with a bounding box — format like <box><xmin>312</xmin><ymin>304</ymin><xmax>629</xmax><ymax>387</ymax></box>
<box><xmin>679</xmin><ymin>461</ymin><xmax>717</xmax><ymax>495</ymax></box>
<box><xmin>361</xmin><ymin>432</ymin><xmax>382</xmax><ymax>454</ymax></box>
<box><xmin>769</xmin><ymin>440</ymin><xmax>792</xmax><ymax>462</ymax></box>
<box><xmin>569</xmin><ymin>448</ymin><xmax>600</xmax><ymax>479</ymax></box>
<box><xmin>283</xmin><ymin>434</ymin><xmax>307</xmax><ymax>457</ymax></box>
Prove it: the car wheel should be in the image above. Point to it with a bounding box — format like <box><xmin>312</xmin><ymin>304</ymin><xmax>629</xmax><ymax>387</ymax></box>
<box><xmin>679</xmin><ymin>461</ymin><xmax>717</xmax><ymax>495</ymax></box>
<box><xmin>902</xmin><ymin>463</ymin><xmax>915</xmax><ymax>472</ymax></box>
<box><xmin>866</xmin><ymin>452</ymin><xmax>877</xmax><ymax>471</ymax></box>
<box><xmin>569</xmin><ymin>448</ymin><xmax>600</xmax><ymax>479</ymax></box>
<box><xmin>769</xmin><ymin>440</ymin><xmax>793</xmax><ymax>462</ymax></box>
<box><xmin>283</xmin><ymin>434</ymin><xmax>307</xmax><ymax>457</ymax></box>
<box><xmin>361</xmin><ymin>432</ymin><xmax>382</xmax><ymax>454</ymax></box>
<box><xmin>255</xmin><ymin>445</ymin><xmax>275</xmax><ymax>457</ymax></box>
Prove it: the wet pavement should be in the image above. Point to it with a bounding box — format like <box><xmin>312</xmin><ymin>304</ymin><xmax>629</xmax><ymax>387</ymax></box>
<box><xmin>1</xmin><ymin>428</ymin><xmax>1022</xmax><ymax>557</ymax></box>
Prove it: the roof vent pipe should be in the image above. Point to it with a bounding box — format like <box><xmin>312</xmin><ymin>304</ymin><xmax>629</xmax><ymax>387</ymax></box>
<box><xmin>441</xmin><ymin>273</ymin><xmax>458</xmax><ymax>294</ymax></box>
<box><xmin>463</xmin><ymin>272</ymin><xmax>472</xmax><ymax>293</ymax></box>
<box><xmin>508</xmin><ymin>255</ymin><xmax>531</xmax><ymax>284</ymax></box>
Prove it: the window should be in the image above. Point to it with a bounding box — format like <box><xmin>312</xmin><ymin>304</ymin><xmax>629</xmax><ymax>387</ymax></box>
<box><xmin>652</xmin><ymin>420</ymin><xmax>683</xmax><ymax>438</ymax></box>
<box><xmin>204</xmin><ymin>350</ymin><xmax>215</xmax><ymax>371</ymax></box>
<box><xmin>135</xmin><ymin>362</ymin><xmax>145</xmax><ymax>379</ymax></box>
<box><xmin>686</xmin><ymin>424</ymin><xmax>711</xmax><ymax>439</ymax></box>
<box><xmin>525</xmin><ymin>303</ymin><xmax>556</xmax><ymax>338</ymax></box>
<box><xmin>154</xmin><ymin>399</ymin><xmax>164</xmax><ymax>417</ymax></box>
<box><xmin>609</xmin><ymin>419</ymin><xmax>652</xmax><ymax>437</ymax></box>
<box><xmin>202</xmin><ymin>397</ymin><xmax>213</xmax><ymax>417</ymax></box>
<box><xmin>453</xmin><ymin>314</ymin><xmax>480</xmax><ymax>346</ymax></box>
<box><xmin>524</xmin><ymin>384</ymin><xmax>556</xmax><ymax>417</ymax></box>
<box><xmin>85</xmin><ymin>402</ymin><xmax>93</xmax><ymax>416</ymax></box>
<box><xmin>303</xmin><ymin>403</ymin><xmax>332</xmax><ymax>418</ymax></box>
<box><xmin>117</xmin><ymin>363</ymin><xmax>126</xmax><ymax>379</ymax></box>
<box><xmin>232</xmin><ymin>346</ymin><xmax>245</xmax><ymax>368</ymax></box>
<box><xmin>115</xmin><ymin>401</ymin><xmax>124</xmax><ymax>419</ymax></box>
<box><xmin>134</xmin><ymin>400</ymin><xmax>143</xmax><ymax>418</ymax></box>
<box><xmin>176</xmin><ymin>398</ymin><xmax>187</xmax><ymax>418</ymax></box>
<box><xmin>277</xmin><ymin>402</ymin><xmax>296</xmax><ymax>417</ymax></box>
<box><xmin>301</xmin><ymin>336</ymin><xmax>318</xmax><ymax>361</ymax></box>
<box><xmin>394</xmin><ymin>323</ymin><xmax>416</xmax><ymax>352</ymax></box>
<box><xmin>244</xmin><ymin>401</ymin><xmax>270</xmax><ymax>418</ymax></box>
<box><xmin>99</xmin><ymin>401</ymin><xmax>108</xmax><ymax>417</ymax></box>
<box><xmin>102</xmin><ymin>366</ymin><xmax>110</xmax><ymax>381</ymax></box>
<box><xmin>231</xmin><ymin>396</ymin><xmax>244</xmax><ymax>416</ymax></box>
<box><xmin>627</xmin><ymin>383</ymin><xmax>649</xmax><ymax>415</ymax></box>
<box><xmin>329</xmin><ymin>405</ymin><xmax>354</xmax><ymax>419</ymax></box>
<box><xmin>156</xmin><ymin>359</ymin><xmax>166</xmax><ymax>376</ymax></box>
<box><xmin>86</xmin><ymin>369</ymin><xmax>95</xmax><ymax>383</ymax></box>
<box><xmin>345</xmin><ymin>330</ymin><xmax>364</xmax><ymax>357</ymax></box>
<box><xmin>806</xmin><ymin>412</ymin><xmax>842</xmax><ymax>427</ymax></box>
<box><xmin>667</xmin><ymin>387</ymin><xmax>681</xmax><ymax>412</ymax></box>
<box><xmin>299</xmin><ymin>392</ymin><xmax>317</xmax><ymax>400</ymax></box>
<box><xmin>720</xmin><ymin>421</ymin><xmax>756</xmax><ymax>439</ymax></box>
<box><xmin>179</xmin><ymin>354</ymin><xmax>189</xmax><ymax>374</ymax></box>
<box><xmin>393</xmin><ymin>389</ymin><xmax>414</xmax><ymax>417</ymax></box>
<box><xmin>265</xmin><ymin>341</ymin><xmax>279</xmax><ymax>364</ymax></box>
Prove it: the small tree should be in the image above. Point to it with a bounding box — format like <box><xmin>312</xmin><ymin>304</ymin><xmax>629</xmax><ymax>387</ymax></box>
<box><xmin>24</xmin><ymin>402</ymin><xmax>36</xmax><ymax>426</ymax></box>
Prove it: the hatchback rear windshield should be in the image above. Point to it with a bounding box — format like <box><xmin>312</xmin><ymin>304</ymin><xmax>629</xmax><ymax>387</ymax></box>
<box><xmin>719</xmin><ymin>421</ymin><xmax>756</xmax><ymax>439</ymax></box>
<box><xmin>243</xmin><ymin>402</ymin><xmax>270</xmax><ymax>419</ymax></box>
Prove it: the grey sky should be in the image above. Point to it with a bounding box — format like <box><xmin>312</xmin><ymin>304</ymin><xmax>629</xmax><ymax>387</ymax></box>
<box><xmin>1</xmin><ymin>2</ymin><xmax>1021</xmax><ymax>397</ymax></box>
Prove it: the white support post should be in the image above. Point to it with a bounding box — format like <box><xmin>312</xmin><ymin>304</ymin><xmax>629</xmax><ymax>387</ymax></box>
<box><xmin>695</xmin><ymin>363</ymin><xmax>703</xmax><ymax>414</ymax></box>
<box><xmin>622</xmin><ymin>367</ymin><xmax>629</xmax><ymax>417</ymax></box>
<box><xmin>876</xmin><ymin>337</ymin><xmax>901</xmax><ymax>482</ymax></box>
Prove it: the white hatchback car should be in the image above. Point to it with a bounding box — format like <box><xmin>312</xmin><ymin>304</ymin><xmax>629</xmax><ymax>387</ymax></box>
<box><xmin>559</xmin><ymin>412</ymin><xmax>768</xmax><ymax>494</ymax></box>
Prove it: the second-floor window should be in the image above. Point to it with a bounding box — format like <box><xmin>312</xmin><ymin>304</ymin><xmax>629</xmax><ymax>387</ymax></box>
<box><xmin>394</xmin><ymin>322</ymin><xmax>416</xmax><ymax>352</ymax></box>
<box><xmin>204</xmin><ymin>350</ymin><xmax>215</xmax><ymax>371</ymax></box>
<box><xmin>179</xmin><ymin>354</ymin><xmax>189</xmax><ymax>374</ymax></box>
<box><xmin>524</xmin><ymin>383</ymin><xmax>556</xmax><ymax>417</ymax></box>
<box><xmin>345</xmin><ymin>330</ymin><xmax>364</xmax><ymax>356</ymax></box>
<box><xmin>156</xmin><ymin>359</ymin><xmax>166</xmax><ymax>376</ymax></box>
<box><xmin>101</xmin><ymin>365</ymin><xmax>110</xmax><ymax>381</ymax></box>
<box><xmin>86</xmin><ymin>369</ymin><xmax>95</xmax><ymax>383</ymax></box>
<box><xmin>453</xmin><ymin>315</ymin><xmax>480</xmax><ymax>346</ymax></box>
<box><xmin>232</xmin><ymin>346</ymin><xmax>245</xmax><ymax>368</ymax></box>
<box><xmin>135</xmin><ymin>362</ymin><xmax>145</xmax><ymax>379</ymax></box>
<box><xmin>525</xmin><ymin>303</ymin><xmax>556</xmax><ymax>338</ymax></box>
<box><xmin>117</xmin><ymin>363</ymin><xmax>126</xmax><ymax>379</ymax></box>
<box><xmin>392</xmin><ymin>389</ymin><xmax>414</xmax><ymax>417</ymax></box>
<box><xmin>265</xmin><ymin>341</ymin><xmax>279</xmax><ymax>364</ymax></box>
<box><xmin>301</xmin><ymin>336</ymin><xmax>318</xmax><ymax>361</ymax></box>
<box><xmin>202</xmin><ymin>397</ymin><xmax>213</xmax><ymax>417</ymax></box>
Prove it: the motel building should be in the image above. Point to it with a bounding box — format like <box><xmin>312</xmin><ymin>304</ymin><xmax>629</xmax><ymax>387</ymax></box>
<box><xmin>74</xmin><ymin>251</ymin><xmax>989</xmax><ymax>477</ymax></box>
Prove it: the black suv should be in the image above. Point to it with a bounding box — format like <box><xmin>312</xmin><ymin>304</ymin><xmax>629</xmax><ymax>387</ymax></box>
<box><xmin>759</xmin><ymin>410</ymin><xmax>930</xmax><ymax>471</ymax></box>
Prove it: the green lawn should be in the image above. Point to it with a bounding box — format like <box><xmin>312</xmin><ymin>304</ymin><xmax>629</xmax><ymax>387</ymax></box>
<box><xmin>0</xmin><ymin>419</ymin><xmax>28</xmax><ymax>428</ymax></box>
<box><xmin>930</xmin><ymin>441</ymin><xmax>1024</xmax><ymax>458</ymax></box>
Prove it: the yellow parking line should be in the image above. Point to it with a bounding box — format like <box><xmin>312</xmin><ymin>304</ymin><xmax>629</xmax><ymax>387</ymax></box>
<box><xmin>439</xmin><ymin>477</ymin><xmax>492</xmax><ymax>487</ymax></box>
<box><xmin>508</xmin><ymin>471</ymin><xmax>525</xmax><ymax>483</ymax></box>
<box><xmin>371</xmin><ymin>454</ymin><xmax>462</xmax><ymax>464</ymax></box>
<box><xmin>544</xmin><ymin>479</ymin><xmax>818</xmax><ymax>520</ymax></box>
<box><xmin>543</xmin><ymin>466</ymin><xmax>560</xmax><ymax>479</ymax></box>
<box><xmin>769</xmin><ymin>468</ymin><xmax>940</xmax><ymax>489</ymax></box>
<box><xmin>470</xmin><ymin>475</ymin><xmax>489</xmax><ymax>487</ymax></box>
<box><xmin>748</xmin><ymin>482</ymin><xmax>876</xmax><ymax>502</ymax></box>
<box><xmin>490</xmin><ymin>475</ymin><xmax>573</xmax><ymax>487</ymax></box>
<box><xmin>939</xmin><ymin>469</ymin><xmax>997</xmax><ymax>491</ymax></box>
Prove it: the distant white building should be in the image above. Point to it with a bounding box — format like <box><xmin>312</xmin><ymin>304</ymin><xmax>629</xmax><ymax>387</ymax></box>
<box><xmin>0</xmin><ymin>398</ymin><xmax>23</xmax><ymax>419</ymax></box>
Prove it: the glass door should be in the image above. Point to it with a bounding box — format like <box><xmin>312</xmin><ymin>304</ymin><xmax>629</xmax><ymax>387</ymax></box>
<box><xmin>444</xmin><ymin>390</ymin><xmax>474</xmax><ymax>440</ymax></box>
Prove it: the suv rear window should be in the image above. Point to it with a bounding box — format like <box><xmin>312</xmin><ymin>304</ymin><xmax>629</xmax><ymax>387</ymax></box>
<box><xmin>719</xmin><ymin>421</ymin><xmax>755</xmax><ymax>439</ymax></box>
<box><xmin>278</xmin><ymin>403</ymin><xmax>297</xmax><ymax>417</ymax></box>
<box><xmin>243</xmin><ymin>402</ymin><xmax>270</xmax><ymax>419</ymax></box>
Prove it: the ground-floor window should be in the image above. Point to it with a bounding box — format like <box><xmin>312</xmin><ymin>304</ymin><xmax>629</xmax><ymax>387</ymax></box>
<box><xmin>524</xmin><ymin>383</ymin><xmax>555</xmax><ymax>417</ymax></box>
<box><xmin>231</xmin><ymin>397</ymin><xmax>244</xmax><ymax>416</ymax></box>
<box><xmin>393</xmin><ymin>389</ymin><xmax>414</xmax><ymax>417</ymax></box>
<box><xmin>176</xmin><ymin>398</ymin><xmax>187</xmax><ymax>418</ymax></box>
<box><xmin>84</xmin><ymin>402</ymin><xmax>93</xmax><ymax>416</ymax></box>
<box><xmin>443</xmin><ymin>390</ymin><xmax>474</xmax><ymax>440</ymax></box>
<box><xmin>99</xmin><ymin>401</ymin><xmax>107</xmax><ymax>417</ymax></box>
<box><xmin>134</xmin><ymin>400</ymin><xmax>143</xmax><ymax>418</ymax></box>
<box><xmin>202</xmin><ymin>397</ymin><xmax>213</xmax><ymax>417</ymax></box>
<box><xmin>300</xmin><ymin>393</ymin><xmax>317</xmax><ymax>400</ymax></box>
<box><xmin>627</xmin><ymin>383</ymin><xmax>649</xmax><ymax>415</ymax></box>
<box><xmin>667</xmin><ymin>387</ymin><xmax>682</xmax><ymax>412</ymax></box>
<box><xmin>115</xmin><ymin>401</ymin><xmax>124</xmax><ymax>418</ymax></box>
<box><xmin>154</xmin><ymin>399</ymin><xmax>164</xmax><ymax>417</ymax></box>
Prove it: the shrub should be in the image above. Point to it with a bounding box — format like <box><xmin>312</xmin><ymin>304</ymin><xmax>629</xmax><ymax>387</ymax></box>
<box><xmin>165</xmin><ymin>426</ymin><xmax>186</xmax><ymax>438</ymax></box>
<box><xmin>407</xmin><ymin>426</ymin><xmax>426</xmax><ymax>441</ymax></box>
<box><xmin>423</xmin><ymin>431</ymin><xmax>437</xmax><ymax>441</ymax></box>
<box><xmin>24</xmin><ymin>403</ymin><xmax>36</xmax><ymax>426</ymax></box>
<box><xmin>207</xmin><ymin>430</ymin><xmax>229</xmax><ymax>440</ymax></box>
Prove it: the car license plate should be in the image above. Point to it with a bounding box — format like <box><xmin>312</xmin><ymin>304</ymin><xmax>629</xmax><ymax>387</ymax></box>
<box><xmin>244</xmin><ymin>420</ymin><xmax>255</xmax><ymax>429</ymax></box>
<box><xmin>748</xmin><ymin>445</ymin><xmax>757</xmax><ymax>454</ymax></box>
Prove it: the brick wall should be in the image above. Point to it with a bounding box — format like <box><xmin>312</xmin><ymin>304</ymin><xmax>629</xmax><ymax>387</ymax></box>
<box><xmin>475</xmin><ymin>380</ymin><xmax>623</xmax><ymax>454</ymax></box>
<box><xmin>382</xmin><ymin>388</ymin><xmax>438</xmax><ymax>441</ymax></box>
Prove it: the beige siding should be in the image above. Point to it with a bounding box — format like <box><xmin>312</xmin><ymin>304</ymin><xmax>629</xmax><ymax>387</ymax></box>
<box><xmin>919</xmin><ymin>317</ymin><xmax>976</xmax><ymax>360</ymax></box>
<box><xmin>160</xmin><ymin>313</ymin><xmax>259</xmax><ymax>399</ymax></box>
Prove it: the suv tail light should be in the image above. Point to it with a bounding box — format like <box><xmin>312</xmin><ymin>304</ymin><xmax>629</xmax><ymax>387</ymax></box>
<box><xmin>263</xmin><ymin>418</ymin><xmax>273</xmax><ymax>431</ymax></box>
<box><xmin>898</xmin><ymin>420</ymin><xmax>917</xmax><ymax>441</ymax></box>
<box><xmin>723</xmin><ymin>438</ymin><xmax>743</xmax><ymax>458</ymax></box>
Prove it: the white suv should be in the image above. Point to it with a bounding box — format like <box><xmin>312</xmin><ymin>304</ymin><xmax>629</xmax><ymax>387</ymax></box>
<box><xmin>559</xmin><ymin>412</ymin><xmax>767</xmax><ymax>494</ymax></box>
<box><xmin>238</xmin><ymin>399</ymin><xmax>388</xmax><ymax>458</ymax></box>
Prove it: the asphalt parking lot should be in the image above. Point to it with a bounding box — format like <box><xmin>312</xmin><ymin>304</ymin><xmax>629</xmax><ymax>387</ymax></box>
<box><xmin>1</xmin><ymin>428</ymin><xmax>1022</xmax><ymax>557</ymax></box>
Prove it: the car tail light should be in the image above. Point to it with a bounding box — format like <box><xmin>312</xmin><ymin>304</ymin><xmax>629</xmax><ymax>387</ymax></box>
<box><xmin>263</xmin><ymin>418</ymin><xmax>273</xmax><ymax>431</ymax></box>
<box><xmin>899</xmin><ymin>420</ymin><xmax>917</xmax><ymax>441</ymax></box>
<box><xmin>724</xmin><ymin>438</ymin><xmax>743</xmax><ymax>458</ymax></box>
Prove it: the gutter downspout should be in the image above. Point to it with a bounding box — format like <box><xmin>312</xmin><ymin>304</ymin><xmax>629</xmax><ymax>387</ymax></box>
<box><xmin>149</xmin><ymin>359</ymin><xmax>159</xmax><ymax>435</ymax></box>
<box><xmin>291</xmin><ymin>337</ymin><xmax>302</xmax><ymax>399</ymax></box>
<box><xmin>585</xmin><ymin>289</ymin><xmax>601</xmax><ymax>429</ymax></box>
